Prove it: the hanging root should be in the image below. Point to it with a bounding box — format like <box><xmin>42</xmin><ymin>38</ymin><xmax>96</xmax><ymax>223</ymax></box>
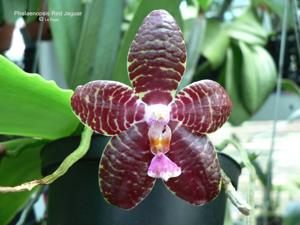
<box><xmin>0</xmin><ymin>126</ymin><xmax>93</xmax><ymax>193</ymax></box>
<box><xmin>222</xmin><ymin>170</ymin><xmax>251</xmax><ymax>216</ymax></box>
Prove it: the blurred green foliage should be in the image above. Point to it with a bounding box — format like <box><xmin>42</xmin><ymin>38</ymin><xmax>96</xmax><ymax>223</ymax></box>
<box><xmin>284</xmin><ymin>203</ymin><xmax>300</xmax><ymax>225</ymax></box>
<box><xmin>0</xmin><ymin>0</ymin><xmax>41</xmax><ymax>23</ymax></box>
<box><xmin>0</xmin><ymin>138</ymin><xmax>46</xmax><ymax>225</ymax></box>
<box><xmin>197</xmin><ymin>0</ymin><xmax>212</xmax><ymax>11</ymax></box>
<box><xmin>200</xmin><ymin>10</ymin><xmax>277</xmax><ymax>124</ymax></box>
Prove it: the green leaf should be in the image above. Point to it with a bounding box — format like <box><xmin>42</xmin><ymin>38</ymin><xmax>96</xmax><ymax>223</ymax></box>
<box><xmin>0</xmin><ymin>1</ymin><xmax>4</xmax><ymax>23</ymax></box>
<box><xmin>48</xmin><ymin>0</ymin><xmax>84</xmax><ymax>86</ymax></box>
<box><xmin>252</xmin><ymin>160</ymin><xmax>267</xmax><ymax>187</ymax></box>
<box><xmin>193</xmin><ymin>60</ymin><xmax>211</xmax><ymax>81</ymax></box>
<box><xmin>282</xmin><ymin>79</ymin><xmax>300</xmax><ymax>97</ymax></box>
<box><xmin>239</xmin><ymin>42</ymin><xmax>276</xmax><ymax>113</ymax></box>
<box><xmin>202</xmin><ymin>19</ymin><xmax>229</xmax><ymax>69</ymax></box>
<box><xmin>1</xmin><ymin>0</ymin><xmax>27</xmax><ymax>23</ymax></box>
<box><xmin>124</xmin><ymin>0</ymin><xmax>142</xmax><ymax>20</ymax></box>
<box><xmin>182</xmin><ymin>17</ymin><xmax>195</xmax><ymax>42</ymax></box>
<box><xmin>287</xmin><ymin>109</ymin><xmax>300</xmax><ymax>122</ymax></box>
<box><xmin>283</xmin><ymin>203</ymin><xmax>300</xmax><ymax>225</ymax></box>
<box><xmin>179</xmin><ymin>16</ymin><xmax>206</xmax><ymax>90</ymax></box>
<box><xmin>0</xmin><ymin>56</ymin><xmax>79</xmax><ymax>140</ymax></box>
<box><xmin>197</xmin><ymin>0</ymin><xmax>212</xmax><ymax>11</ymax></box>
<box><xmin>222</xmin><ymin>47</ymin><xmax>251</xmax><ymax>125</ymax></box>
<box><xmin>69</xmin><ymin>0</ymin><xmax>124</xmax><ymax>88</ymax></box>
<box><xmin>111</xmin><ymin>0</ymin><xmax>183</xmax><ymax>86</ymax></box>
<box><xmin>226</xmin><ymin>10</ymin><xmax>268</xmax><ymax>45</ymax></box>
<box><xmin>1</xmin><ymin>138</ymin><xmax>48</xmax><ymax>157</ymax></box>
<box><xmin>24</xmin><ymin>0</ymin><xmax>41</xmax><ymax>23</ymax></box>
<box><xmin>0</xmin><ymin>139</ymin><xmax>45</xmax><ymax>225</ymax></box>
<box><xmin>255</xmin><ymin>0</ymin><xmax>294</xmax><ymax>28</ymax></box>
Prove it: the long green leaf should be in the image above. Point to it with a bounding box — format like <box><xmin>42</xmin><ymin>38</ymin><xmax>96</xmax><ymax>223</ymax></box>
<box><xmin>92</xmin><ymin>0</ymin><xmax>123</xmax><ymax>82</ymax></box>
<box><xmin>0</xmin><ymin>1</ymin><xmax>4</xmax><ymax>23</ymax></box>
<box><xmin>1</xmin><ymin>0</ymin><xmax>26</xmax><ymax>23</ymax></box>
<box><xmin>282</xmin><ymin>79</ymin><xmax>300</xmax><ymax>97</ymax></box>
<box><xmin>226</xmin><ymin>10</ymin><xmax>268</xmax><ymax>45</ymax></box>
<box><xmin>1</xmin><ymin>138</ymin><xmax>48</xmax><ymax>157</ymax></box>
<box><xmin>48</xmin><ymin>0</ymin><xmax>84</xmax><ymax>87</ymax></box>
<box><xmin>222</xmin><ymin>47</ymin><xmax>251</xmax><ymax>125</ymax></box>
<box><xmin>202</xmin><ymin>19</ymin><xmax>229</xmax><ymax>69</ymax></box>
<box><xmin>179</xmin><ymin>16</ymin><xmax>206</xmax><ymax>90</ymax></box>
<box><xmin>251</xmin><ymin>160</ymin><xmax>267</xmax><ymax>187</ymax></box>
<box><xmin>69</xmin><ymin>0</ymin><xmax>123</xmax><ymax>88</ymax></box>
<box><xmin>111</xmin><ymin>0</ymin><xmax>182</xmax><ymax>86</ymax></box>
<box><xmin>0</xmin><ymin>56</ymin><xmax>79</xmax><ymax>139</ymax></box>
<box><xmin>239</xmin><ymin>42</ymin><xmax>276</xmax><ymax>113</ymax></box>
<box><xmin>0</xmin><ymin>139</ymin><xmax>45</xmax><ymax>225</ymax></box>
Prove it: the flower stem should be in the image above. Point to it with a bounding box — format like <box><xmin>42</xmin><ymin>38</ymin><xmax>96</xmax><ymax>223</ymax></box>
<box><xmin>222</xmin><ymin>170</ymin><xmax>251</xmax><ymax>216</ymax></box>
<box><xmin>217</xmin><ymin>137</ymin><xmax>256</xmax><ymax>224</ymax></box>
<box><xmin>0</xmin><ymin>126</ymin><xmax>93</xmax><ymax>192</ymax></box>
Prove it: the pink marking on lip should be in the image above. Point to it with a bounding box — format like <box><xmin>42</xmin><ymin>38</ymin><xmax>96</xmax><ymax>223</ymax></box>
<box><xmin>147</xmin><ymin>153</ymin><xmax>181</xmax><ymax>181</ymax></box>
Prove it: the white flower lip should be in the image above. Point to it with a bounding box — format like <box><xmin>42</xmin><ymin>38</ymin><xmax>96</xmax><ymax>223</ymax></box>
<box><xmin>144</xmin><ymin>104</ymin><xmax>171</xmax><ymax>126</ymax></box>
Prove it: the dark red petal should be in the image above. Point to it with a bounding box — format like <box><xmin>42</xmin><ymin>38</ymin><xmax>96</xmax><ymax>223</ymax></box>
<box><xmin>128</xmin><ymin>10</ymin><xmax>186</xmax><ymax>105</ymax></box>
<box><xmin>71</xmin><ymin>81</ymin><xmax>145</xmax><ymax>136</ymax></box>
<box><xmin>171</xmin><ymin>80</ymin><xmax>232</xmax><ymax>134</ymax></box>
<box><xmin>165</xmin><ymin>121</ymin><xmax>221</xmax><ymax>205</ymax></box>
<box><xmin>99</xmin><ymin>122</ymin><xmax>155</xmax><ymax>209</ymax></box>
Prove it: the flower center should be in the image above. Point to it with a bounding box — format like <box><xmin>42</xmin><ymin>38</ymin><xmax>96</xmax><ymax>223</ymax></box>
<box><xmin>148</xmin><ymin>124</ymin><xmax>171</xmax><ymax>154</ymax></box>
<box><xmin>144</xmin><ymin>104</ymin><xmax>171</xmax><ymax>126</ymax></box>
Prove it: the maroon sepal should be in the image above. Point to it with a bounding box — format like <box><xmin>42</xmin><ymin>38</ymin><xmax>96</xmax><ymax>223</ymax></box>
<box><xmin>71</xmin><ymin>80</ymin><xmax>145</xmax><ymax>136</ymax></box>
<box><xmin>99</xmin><ymin>122</ymin><xmax>155</xmax><ymax>209</ymax></box>
<box><xmin>165</xmin><ymin>121</ymin><xmax>222</xmax><ymax>205</ymax></box>
<box><xmin>128</xmin><ymin>10</ymin><xmax>186</xmax><ymax>105</ymax></box>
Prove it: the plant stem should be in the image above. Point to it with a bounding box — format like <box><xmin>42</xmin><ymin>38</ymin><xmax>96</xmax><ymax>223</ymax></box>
<box><xmin>292</xmin><ymin>0</ymin><xmax>300</xmax><ymax>65</ymax></box>
<box><xmin>0</xmin><ymin>126</ymin><xmax>93</xmax><ymax>192</ymax></box>
<box><xmin>264</xmin><ymin>0</ymin><xmax>289</xmax><ymax>223</ymax></box>
<box><xmin>222</xmin><ymin>170</ymin><xmax>251</xmax><ymax>216</ymax></box>
<box><xmin>216</xmin><ymin>137</ymin><xmax>256</xmax><ymax>224</ymax></box>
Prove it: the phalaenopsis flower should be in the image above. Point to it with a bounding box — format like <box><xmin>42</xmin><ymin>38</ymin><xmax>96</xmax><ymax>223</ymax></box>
<box><xmin>71</xmin><ymin>10</ymin><xmax>232</xmax><ymax>209</ymax></box>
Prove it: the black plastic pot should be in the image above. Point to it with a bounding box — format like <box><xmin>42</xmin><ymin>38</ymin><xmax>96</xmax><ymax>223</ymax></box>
<box><xmin>41</xmin><ymin>135</ymin><xmax>241</xmax><ymax>225</ymax></box>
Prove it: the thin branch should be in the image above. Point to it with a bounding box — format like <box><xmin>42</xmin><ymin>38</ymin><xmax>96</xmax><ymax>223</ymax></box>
<box><xmin>292</xmin><ymin>0</ymin><xmax>300</xmax><ymax>65</ymax></box>
<box><xmin>0</xmin><ymin>126</ymin><xmax>93</xmax><ymax>193</ymax></box>
<box><xmin>222</xmin><ymin>170</ymin><xmax>251</xmax><ymax>216</ymax></box>
<box><xmin>217</xmin><ymin>137</ymin><xmax>256</xmax><ymax>224</ymax></box>
<box><xmin>264</xmin><ymin>0</ymin><xmax>289</xmax><ymax>223</ymax></box>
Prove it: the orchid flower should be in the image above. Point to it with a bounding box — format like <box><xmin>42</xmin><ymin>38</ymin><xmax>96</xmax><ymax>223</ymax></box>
<box><xmin>71</xmin><ymin>10</ymin><xmax>232</xmax><ymax>209</ymax></box>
